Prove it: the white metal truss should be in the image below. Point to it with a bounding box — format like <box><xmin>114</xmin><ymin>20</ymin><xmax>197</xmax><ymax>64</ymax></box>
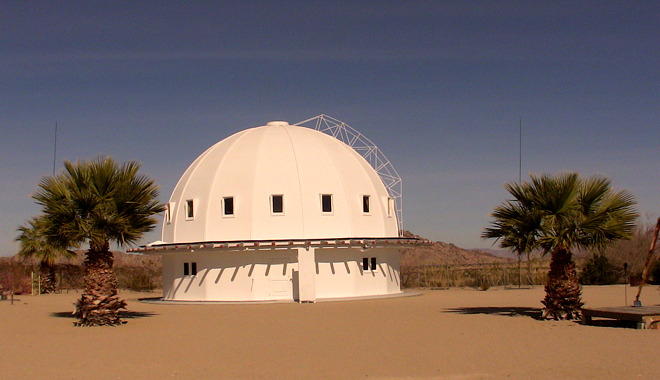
<box><xmin>295</xmin><ymin>114</ymin><xmax>403</xmax><ymax>233</ymax></box>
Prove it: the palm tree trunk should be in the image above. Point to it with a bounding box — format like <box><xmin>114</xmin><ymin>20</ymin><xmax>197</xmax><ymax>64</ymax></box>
<box><xmin>74</xmin><ymin>241</ymin><xmax>126</xmax><ymax>326</ymax></box>
<box><xmin>526</xmin><ymin>252</ymin><xmax>533</xmax><ymax>286</ymax></box>
<box><xmin>39</xmin><ymin>261</ymin><xmax>57</xmax><ymax>294</ymax></box>
<box><xmin>541</xmin><ymin>247</ymin><xmax>583</xmax><ymax>320</ymax></box>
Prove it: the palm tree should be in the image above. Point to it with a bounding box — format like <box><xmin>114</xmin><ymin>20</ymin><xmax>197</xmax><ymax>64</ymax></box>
<box><xmin>482</xmin><ymin>181</ymin><xmax>543</xmax><ymax>286</ymax></box>
<box><xmin>33</xmin><ymin>156</ymin><xmax>165</xmax><ymax>326</ymax></box>
<box><xmin>16</xmin><ymin>216</ymin><xmax>76</xmax><ymax>293</ymax></box>
<box><xmin>484</xmin><ymin>173</ymin><xmax>637</xmax><ymax>320</ymax></box>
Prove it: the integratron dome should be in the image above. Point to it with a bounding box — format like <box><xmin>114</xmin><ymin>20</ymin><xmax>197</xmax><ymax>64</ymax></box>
<box><xmin>162</xmin><ymin>121</ymin><xmax>399</xmax><ymax>244</ymax></box>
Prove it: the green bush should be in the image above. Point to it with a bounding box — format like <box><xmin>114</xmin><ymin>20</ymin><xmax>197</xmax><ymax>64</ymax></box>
<box><xmin>581</xmin><ymin>254</ymin><xmax>620</xmax><ymax>285</ymax></box>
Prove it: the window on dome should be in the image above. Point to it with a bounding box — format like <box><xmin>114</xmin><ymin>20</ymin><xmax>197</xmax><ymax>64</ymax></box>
<box><xmin>271</xmin><ymin>195</ymin><xmax>284</xmax><ymax>214</ymax></box>
<box><xmin>387</xmin><ymin>197</ymin><xmax>395</xmax><ymax>218</ymax></box>
<box><xmin>191</xmin><ymin>262</ymin><xmax>197</xmax><ymax>276</ymax></box>
<box><xmin>165</xmin><ymin>201</ymin><xmax>176</xmax><ymax>224</ymax></box>
<box><xmin>223</xmin><ymin>197</ymin><xmax>234</xmax><ymax>216</ymax></box>
<box><xmin>362</xmin><ymin>257</ymin><xmax>369</xmax><ymax>271</ymax></box>
<box><xmin>362</xmin><ymin>195</ymin><xmax>370</xmax><ymax>214</ymax></box>
<box><xmin>321</xmin><ymin>194</ymin><xmax>333</xmax><ymax>213</ymax></box>
<box><xmin>183</xmin><ymin>262</ymin><xmax>189</xmax><ymax>276</ymax></box>
<box><xmin>371</xmin><ymin>257</ymin><xmax>377</xmax><ymax>271</ymax></box>
<box><xmin>185</xmin><ymin>199</ymin><xmax>194</xmax><ymax>220</ymax></box>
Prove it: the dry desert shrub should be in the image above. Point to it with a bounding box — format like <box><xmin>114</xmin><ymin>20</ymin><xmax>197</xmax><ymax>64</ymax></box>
<box><xmin>581</xmin><ymin>221</ymin><xmax>658</xmax><ymax>284</ymax></box>
<box><xmin>0</xmin><ymin>257</ymin><xmax>34</xmax><ymax>294</ymax></box>
<box><xmin>400</xmin><ymin>262</ymin><xmax>550</xmax><ymax>289</ymax></box>
<box><xmin>1</xmin><ymin>252</ymin><xmax>162</xmax><ymax>293</ymax></box>
<box><xmin>398</xmin><ymin>234</ymin><xmax>549</xmax><ymax>289</ymax></box>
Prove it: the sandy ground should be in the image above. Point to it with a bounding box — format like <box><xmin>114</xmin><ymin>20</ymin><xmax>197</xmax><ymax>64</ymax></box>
<box><xmin>1</xmin><ymin>285</ymin><xmax>659</xmax><ymax>379</ymax></box>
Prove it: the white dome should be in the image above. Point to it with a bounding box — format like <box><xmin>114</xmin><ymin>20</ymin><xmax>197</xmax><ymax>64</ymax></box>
<box><xmin>162</xmin><ymin>121</ymin><xmax>399</xmax><ymax>243</ymax></box>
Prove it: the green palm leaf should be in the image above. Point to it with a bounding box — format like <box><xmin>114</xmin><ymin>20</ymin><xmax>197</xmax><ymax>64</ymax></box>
<box><xmin>483</xmin><ymin>172</ymin><xmax>638</xmax><ymax>320</ymax></box>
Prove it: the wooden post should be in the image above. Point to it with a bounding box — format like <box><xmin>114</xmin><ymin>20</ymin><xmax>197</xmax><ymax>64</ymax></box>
<box><xmin>9</xmin><ymin>272</ymin><xmax>13</xmax><ymax>305</ymax></box>
<box><xmin>623</xmin><ymin>262</ymin><xmax>628</xmax><ymax>306</ymax></box>
<box><xmin>634</xmin><ymin>217</ymin><xmax>660</xmax><ymax>305</ymax></box>
<box><xmin>517</xmin><ymin>255</ymin><xmax>522</xmax><ymax>288</ymax></box>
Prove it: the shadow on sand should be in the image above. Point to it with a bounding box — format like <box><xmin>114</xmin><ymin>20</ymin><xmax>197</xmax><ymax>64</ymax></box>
<box><xmin>447</xmin><ymin>307</ymin><xmax>639</xmax><ymax>328</ymax></box>
<box><xmin>581</xmin><ymin>318</ymin><xmax>638</xmax><ymax>329</ymax></box>
<box><xmin>446</xmin><ymin>306</ymin><xmax>543</xmax><ymax>320</ymax></box>
<box><xmin>50</xmin><ymin>310</ymin><xmax>157</xmax><ymax>320</ymax></box>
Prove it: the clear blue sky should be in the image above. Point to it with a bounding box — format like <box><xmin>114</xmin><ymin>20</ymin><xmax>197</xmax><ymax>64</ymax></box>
<box><xmin>1</xmin><ymin>1</ymin><xmax>658</xmax><ymax>256</ymax></box>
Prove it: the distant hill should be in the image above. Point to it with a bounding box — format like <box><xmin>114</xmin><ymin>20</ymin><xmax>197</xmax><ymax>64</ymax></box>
<box><xmin>400</xmin><ymin>231</ymin><xmax>513</xmax><ymax>266</ymax></box>
<box><xmin>475</xmin><ymin>248</ymin><xmax>520</xmax><ymax>259</ymax></box>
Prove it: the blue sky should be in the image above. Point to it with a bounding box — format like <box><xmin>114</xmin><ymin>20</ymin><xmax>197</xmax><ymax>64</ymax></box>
<box><xmin>1</xmin><ymin>1</ymin><xmax>658</xmax><ymax>256</ymax></box>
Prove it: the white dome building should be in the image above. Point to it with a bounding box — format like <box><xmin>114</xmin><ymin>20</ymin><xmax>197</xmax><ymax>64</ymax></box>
<box><xmin>137</xmin><ymin>118</ymin><xmax>424</xmax><ymax>302</ymax></box>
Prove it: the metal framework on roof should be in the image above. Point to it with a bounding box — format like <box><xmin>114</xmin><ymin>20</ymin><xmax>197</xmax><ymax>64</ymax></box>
<box><xmin>295</xmin><ymin>114</ymin><xmax>403</xmax><ymax>233</ymax></box>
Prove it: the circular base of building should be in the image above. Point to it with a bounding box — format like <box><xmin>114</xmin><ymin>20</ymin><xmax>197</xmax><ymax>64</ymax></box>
<box><xmin>138</xmin><ymin>290</ymin><xmax>422</xmax><ymax>305</ymax></box>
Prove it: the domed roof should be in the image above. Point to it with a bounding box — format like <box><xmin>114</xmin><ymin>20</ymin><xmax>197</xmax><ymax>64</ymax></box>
<box><xmin>162</xmin><ymin>121</ymin><xmax>399</xmax><ymax>243</ymax></box>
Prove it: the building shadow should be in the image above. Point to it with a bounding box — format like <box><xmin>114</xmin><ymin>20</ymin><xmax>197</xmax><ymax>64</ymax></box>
<box><xmin>446</xmin><ymin>306</ymin><xmax>543</xmax><ymax>320</ymax></box>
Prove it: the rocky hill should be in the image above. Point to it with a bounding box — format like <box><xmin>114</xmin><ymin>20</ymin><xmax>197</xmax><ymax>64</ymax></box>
<box><xmin>401</xmin><ymin>231</ymin><xmax>513</xmax><ymax>266</ymax></box>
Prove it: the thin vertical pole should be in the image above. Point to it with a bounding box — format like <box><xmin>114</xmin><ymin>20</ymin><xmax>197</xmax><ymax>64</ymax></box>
<box><xmin>634</xmin><ymin>216</ymin><xmax>660</xmax><ymax>305</ymax></box>
<box><xmin>518</xmin><ymin>119</ymin><xmax>522</xmax><ymax>183</ymax></box>
<box><xmin>53</xmin><ymin>122</ymin><xmax>58</xmax><ymax>175</ymax></box>
<box><xmin>518</xmin><ymin>119</ymin><xmax>523</xmax><ymax>288</ymax></box>
<box><xmin>9</xmin><ymin>272</ymin><xmax>13</xmax><ymax>305</ymax></box>
<box><xmin>624</xmin><ymin>263</ymin><xmax>628</xmax><ymax>306</ymax></box>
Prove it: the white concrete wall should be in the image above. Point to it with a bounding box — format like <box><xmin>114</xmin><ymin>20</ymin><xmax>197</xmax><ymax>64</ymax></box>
<box><xmin>314</xmin><ymin>247</ymin><xmax>401</xmax><ymax>299</ymax></box>
<box><xmin>161</xmin><ymin>246</ymin><xmax>401</xmax><ymax>302</ymax></box>
<box><xmin>162</xmin><ymin>249</ymin><xmax>298</xmax><ymax>301</ymax></box>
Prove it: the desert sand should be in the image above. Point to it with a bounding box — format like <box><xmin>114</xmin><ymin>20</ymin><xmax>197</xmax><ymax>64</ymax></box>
<box><xmin>2</xmin><ymin>285</ymin><xmax>659</xmax><ymax>379</ymax></box>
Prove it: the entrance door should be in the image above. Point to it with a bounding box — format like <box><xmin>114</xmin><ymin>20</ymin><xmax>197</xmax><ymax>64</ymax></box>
<box><xmin>267</xmin><ymin>258</ymin><xmax>293</xmax><ymax>300</ymax></box>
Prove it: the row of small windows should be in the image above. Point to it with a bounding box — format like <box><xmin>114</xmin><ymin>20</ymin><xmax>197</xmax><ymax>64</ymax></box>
<box><xmin>165</xmin><ymin>195</ymin><xmax>394</xmax><ymax>223</ymax></box>
<box><xmin>183</xmin><ymin>262</ymin><xmax>197</xmax><ymax>276</ymax></box>
<box><xmin>185</xmin><ymin>260</ymin><xmax>374</xmax><ymax>276</ymax></box>
<box><xmin>362</xmin><ymin>257</ymin><xmax>378</xmax><ymax>271</ymax></box>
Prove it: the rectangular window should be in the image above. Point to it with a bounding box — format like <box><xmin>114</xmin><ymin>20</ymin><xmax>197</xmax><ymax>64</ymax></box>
<box><xmin>183</xmin><ymin>262</ymin><xmax>190</xmax><ymax>276</ymax></box>
<box><xmin>223</xmin><ymin>197</ymin><xmax>234</xmax><ymax>216</ymax></box>
<box><xmin>271</xmin><ymin>195</ymin><xmax>284</xmax><ymax>214</ymax></box>
<box><xmin>370</xmin><ymin>257</ymin><xmax>377</xmax><ymax>271</ymax></box>
<box><xmin>362</xmin><ymin>258</ymin><xmax>369</xmax><ymax>271</ymax></box>
<box><xmin>362</xmin><ymin>195</ymin><xmax>370</xmax><ymax>213</ymax></box>
<box><xmin>186</xmin><ymin>199</ymin><xmax>194</xmax><ymax>219</ymax></box>
<box><xmin>387</xmin><ymin>198</ymin><xmax>395</xmax><ymax>218</ymax></box>
<box><xmin>191</xmin><ymin>262</ymin><xmax>197</xmax><ymax>276</ymax></box>
<box><xmin>166</xmin><ymin>202</ymin><xmax>176</xmax><ymax>224</ymax></box>
<box><xmin>321</xmin><ymin>194</ymin><xmax>333</xmax><ymax>213</ymax></box>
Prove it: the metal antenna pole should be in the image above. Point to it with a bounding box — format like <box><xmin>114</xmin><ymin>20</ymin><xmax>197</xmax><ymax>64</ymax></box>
<box><xmin>518</xmin><ymin>118</ymin><xmax>523</xmax><ymax>287</ymax></box>
<box><xmin>53</xmin><ymin>122</ymin><xmax>58</xmax><ymax>175</ymax></box>
<box><xmin>518</xmin><ymin>118</ymin><xmax>522</xmax><ymax>183</ymax></box>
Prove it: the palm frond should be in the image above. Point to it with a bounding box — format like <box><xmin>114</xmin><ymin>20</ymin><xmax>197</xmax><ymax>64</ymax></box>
<box><xmin>30</xmin><ymin>156</ymin><xmax>166</xmax><ymax>249</ymax></box>
<box><xmin>484</xmin><ymin>172</ymin><xmax>638</xmax><ymax>257</ymax></box>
